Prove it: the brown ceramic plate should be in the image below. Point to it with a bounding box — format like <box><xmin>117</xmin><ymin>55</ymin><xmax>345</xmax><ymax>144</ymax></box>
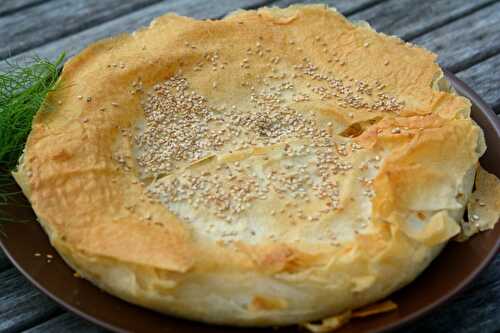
<box><xmin>1</xmin><ymin>71</ymin><xmax>499</xmax><ymax>333</ymax></box>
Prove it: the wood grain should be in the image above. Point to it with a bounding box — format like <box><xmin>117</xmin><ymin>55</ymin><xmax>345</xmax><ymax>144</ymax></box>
<box><xmin>0</xmin><ymin>0</ymin><xmax>46</xmax><ymax>17</ymax></box>
<box><xmin>412</xmin><ymin>1</ymin><xmax>500</xmax><ymax>72</ymax></box>
<box><xmin>5</xmin><ymin>0</ymin><xmax>500</xmax><ymax>74</ymax></box>
<box><xmin>458</xmin><ymin>54</ymin><xmax>500</xmax><ymax>111</ymax></box>
<box><xmin>0</xmin><ymin>0</ymin><xmax>164</xmax><ymax>60</ymax></box>
<box><xmin>350</xmin><ymin>0</ymin><xmax>496</xmax><ymax>40</ymax></box>
<box><xmin>348</xmin><ymin>0</ymin><xmax>500</xmax><ymax>106</ymax></box>
<box><xmin>0</xmin><ymin>249</ymin><xmax>10</xmax><ymax>271</ymax></box>
<box><xmin>269</xmin><ymin>0</ymin><xmax>383</xmax><ymax>15</ymax></box>
<box><xmin>24</xmin><ymin>313</ymin><xmax>106</xmax><ymax>333</ymax></box>
<box><xmin>0</xmin><ymin>0</ymin><xmax>273</xmax><ymax>72</ymax></box>
<box><xmin>0</xmin><ymin>268</ymin><xmax>62</xmax><ymax>333</ymax></box>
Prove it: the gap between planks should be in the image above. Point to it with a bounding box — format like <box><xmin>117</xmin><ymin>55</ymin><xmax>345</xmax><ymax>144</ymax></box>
<box><xmin>457</xmin><ymin>52</ymin><xmax>500</xmax><ymax>111</ymax></box>
<box><xmin>0</xmin><ymin>267</ymin><xmax>65</xmax><ymax>333</ymax></box>
<box><xmin>0</xmin><ymin>0</ymin><xmax>383</xmax><ymax>67</ymax></box>
<box><xmin>3</xmin><ymin>0</ymin><xmax>497</xmax><ymax>71</ymax></box>
<box><xmin>357</xmin><ymin>0</ymin><xmax>498</xmax><ymax>41</ymax></box>
<box><xmin>413</xmin><ymin>0</ymin><xmax>500</xmax><ymax>73</ymax></box>
<box><xmin>0</xmin><ymin>249</ymin><xmax>11</xmax><ymax>271</ymax></box>
<box><xmin>269</xmin><ymin>0</ymin><xmax>388</xmax><ymax>16</ymax></box>
<box><xmin>2</xmin><ymin>0</ymin><xmax>499</xmax><ymax>107</ymax></box>
<box><xmin>0</xmin><ymin>0</ymin><xmax>49</xmax><ymax>18</ymax></box>
<box><xmin>350</xmin><ymin>0</ymin><xmax>500</xmax><ymax>72</ymax></box>
<box><xmin>0</xmin><ymin>0</ymin><xmax>167</xmax><ymax>60</ymax></box>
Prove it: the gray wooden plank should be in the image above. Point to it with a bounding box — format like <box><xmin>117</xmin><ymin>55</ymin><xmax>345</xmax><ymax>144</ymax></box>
<box><xmin>412</xmin><ymin>1</ymin><xmax>500</xmax><ymax>72</ymax></box>
<box><xmin>0</xmin><ymin>0</ymin><xmax>273</xmax><ymax>72</ymax></box>
<box><xmin>4</xmin><ymin>0</ymin><xmax>500</xmax><ymax>74</ymax></box>
<box><xmin>0</xmin><ymin>268</ymin><xmax>62</xmax><ymax>333</ymax></box>
<box><xmin>0</xmin><ymin>248</ymin><xmax>11</xmax><ymax>271</ymax></box>
<box><xmin>269</xmin><ymin>0</ymin><xmax>383</xmax><ymax>15</ymax></box>
<box><xmin>23</xmin><ymin>313</ymin><xmax>106</xmax><ymax>333</ymax></box>
<box><xmin>0</xmin><ymin>0</ymin><xmax>47</xmax><ymax>17</ymax></box>
<box><xmin>4</xmin><ymin>0</ymin><xmax>498</xmax><ymax>109</ymax></box>
<box><xmin>0</xmin><ymin>0</ymin><xmax>164</xmax><ymax>60</ymax></box>
<box><xmin>457</xmin><ymin>54</ymin><xmax>500</xmax><ymax>111</ymax></box>
<box><xmin>347</xmin><ymin>0</ymin><xmax>500</xmax><ymax>107</ymax></box>
<box><xmin>350</xmin><ymin>0</ymin><xmax>496</xmax><ymax>40</ymax></box>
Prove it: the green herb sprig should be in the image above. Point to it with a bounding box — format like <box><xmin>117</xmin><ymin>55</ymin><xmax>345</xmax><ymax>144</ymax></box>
<box><xmin>0</xmin><ymin>53</ymin><xmax>65</xmax><ymax>224</ymax></box>
<box><xmin>0</xmin><ymin>53</ymin><xmax>65</xmax><ymax>169</ymax></box>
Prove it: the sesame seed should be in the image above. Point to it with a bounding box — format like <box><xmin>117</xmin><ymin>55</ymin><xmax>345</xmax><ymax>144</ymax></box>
<box><xmin>391</xmin><ymin>128</ymin><xmax>401</xmax><ymax>134</ymax></box>
<box><xmin>130</xmin><ymin>49</ymin><xmax>382</xmax><ymax>231</ymax></box>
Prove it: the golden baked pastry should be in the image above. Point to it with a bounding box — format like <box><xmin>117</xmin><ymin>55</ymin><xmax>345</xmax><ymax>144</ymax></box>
<box><xmin>13</xmin><ymin>5</ymin><xmax>500</xmax><ymax>327</ymax></box>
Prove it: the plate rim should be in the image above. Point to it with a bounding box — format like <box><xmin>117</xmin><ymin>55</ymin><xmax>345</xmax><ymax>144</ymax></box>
<box><xmin>376</xmin><ymin>69</ymin><xmax>500</xmax><ymax>333</ymax></box>
<box><xmin>1</xmin><ymin>71</ymin><xmax>499</xmax><ymax>333</ymax></box>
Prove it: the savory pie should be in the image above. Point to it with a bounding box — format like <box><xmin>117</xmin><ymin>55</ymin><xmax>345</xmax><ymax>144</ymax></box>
<box><xmin>13</xmin><ymin>5</ymin><xmax>500</xmax><ymax>327</ymax></box>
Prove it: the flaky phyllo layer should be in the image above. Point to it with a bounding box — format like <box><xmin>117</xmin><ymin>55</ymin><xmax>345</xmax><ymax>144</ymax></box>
<box><xmin>13</xmin><ymin>5</ymin><xmax>499</xmax><ymax>327</ymax></box>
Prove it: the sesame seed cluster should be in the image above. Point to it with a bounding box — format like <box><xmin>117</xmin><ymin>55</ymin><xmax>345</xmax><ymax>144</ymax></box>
<box><xmin>296</xmin><ymin>58</ymin><xmax>405</xmax><ymax>112</ymax></box>
<box><xmin>130</xmin><ymin>40</ymin><xmax>398</xmax><ymax>239</ymax></box>
<box><xmin>147</xmin><ymin>140</ymin><xmax>366</xmax><ymax>225</ymax></box>
<box><xmin>135</xmin><ymin>76</ymin><xmax>219</xmax><ymax>175</ymax></box>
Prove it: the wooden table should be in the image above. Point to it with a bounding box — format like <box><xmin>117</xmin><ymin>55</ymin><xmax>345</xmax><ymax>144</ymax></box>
<box><xmin>1</xmin><ymin>0</ymin><xmax>499</xmax><ymax>332</ymax></box>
